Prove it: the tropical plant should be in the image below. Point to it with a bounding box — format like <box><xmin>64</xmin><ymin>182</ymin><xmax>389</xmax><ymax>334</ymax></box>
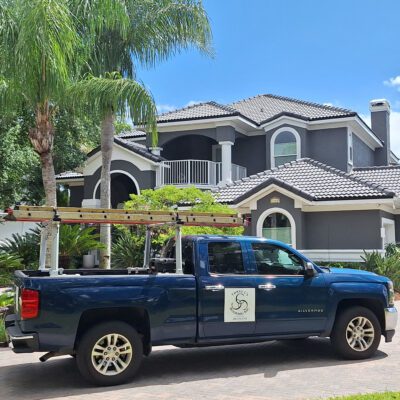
<box><xmin>58</xmin><ymin>224</ymin><xmax>105</xmax><ymax>268</ymax></box>
<box><xmin>0</xmin><ymin>252</ymin><xmax>23</xmax><ymax>286</ymax></box>
<box><xmin>0</xmin><ymin>228</ymin><xmax>41</xmax><ymax>269</ymax></box>
<box><xmin>68</xmin><ymin>0</ymin><xmax>212</xmax><ymax>269</ymax></box>
<box><xmin>361</xmin><ymin>245</ymin><xmax>400</xmax><ymax>291</ymax></box>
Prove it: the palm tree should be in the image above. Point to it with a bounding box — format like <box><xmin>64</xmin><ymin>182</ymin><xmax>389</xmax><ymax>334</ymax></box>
<box><xmin>71</xmin><ymin>0</ymin><xmax>212</xmax><ymax>268</ymax></box>
<box><xmin>0</xmin><ymin>0</ymin><xmax>82</xmax><ymax>267</ymax></box>
<box><xmin>0</xmin><ymin>0</ymin><xmax>80</xmax><ymax>207</ymax></box>
<box><xmin>67</xmin><ymin>72</ymin><xmax>158</xmax><ymax>268</ymax></box>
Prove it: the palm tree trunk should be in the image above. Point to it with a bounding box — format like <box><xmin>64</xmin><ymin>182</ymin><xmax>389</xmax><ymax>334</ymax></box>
<box><xmin>29</xmin><ymin>104</ymin><xmax>57</xmax><ymax>268</ymax></box>
<box><xmin>99</xmin><ymin>110</ymin><xmax>115</xmax><ymax>269</ymax></box>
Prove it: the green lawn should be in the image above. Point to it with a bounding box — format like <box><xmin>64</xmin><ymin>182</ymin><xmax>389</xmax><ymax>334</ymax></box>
<box><xmin>328</xmin><ymin>393</ymin><xmax>400</xmax><ymax>400</ymax></box>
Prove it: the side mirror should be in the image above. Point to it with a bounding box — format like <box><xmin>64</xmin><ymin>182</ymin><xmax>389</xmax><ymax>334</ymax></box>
<box><xmin>304</xmin><ymin>261</ymin><xmax>316</xmax><ymax>278</ymax></box>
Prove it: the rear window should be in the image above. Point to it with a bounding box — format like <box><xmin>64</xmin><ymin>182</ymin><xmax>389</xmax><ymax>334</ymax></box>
<box><xmin>208</xmin><ymin>242</ymin><xmax>245</xmax><ymax>274</ymax></box>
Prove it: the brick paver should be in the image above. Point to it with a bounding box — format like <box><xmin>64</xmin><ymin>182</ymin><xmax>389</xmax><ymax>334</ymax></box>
<box><xmin>1</xmin><ymin>302</ymin><xmax>399</xmax><ymax>400</ymax></box>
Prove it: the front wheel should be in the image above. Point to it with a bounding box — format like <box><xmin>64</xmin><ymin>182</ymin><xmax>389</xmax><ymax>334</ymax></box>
<box><xmin>76</xmin><ymin>321</ymin><xmax>143</xmax><ymax>386</ymax></box>
<box><xmin>331</xmin><ymin>306</ymin><xmax>381</xmax><ymax>360</ymax></box>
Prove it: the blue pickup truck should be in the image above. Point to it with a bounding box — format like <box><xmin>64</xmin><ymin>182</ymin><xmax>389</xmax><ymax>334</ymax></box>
<box><xmin>6</xmin><ymin>235</ymin><xmax>398</xmax><ymax>386</ymax></box>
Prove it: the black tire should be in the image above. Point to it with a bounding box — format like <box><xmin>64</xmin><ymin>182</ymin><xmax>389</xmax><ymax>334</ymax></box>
<box><xmin>331</xmin><ymin>306</ymin><xmax>381</xmax><ymax>360</ymax></box>
<box><xmin>76</xmin><ymin>320</ymin><xmax>143</xmax><ymax>386</ymax></box>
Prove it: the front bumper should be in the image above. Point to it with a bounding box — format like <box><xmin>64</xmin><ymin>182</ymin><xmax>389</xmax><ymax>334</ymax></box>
<box><xmin>384</xmin><ymin>306</ymin><xmax>398</xmax><ymax>343</ymax></box>
<box><xmin>5</xmin><ymin>314</ymin><xmax>39</xmax><ymax>353</ymax></box>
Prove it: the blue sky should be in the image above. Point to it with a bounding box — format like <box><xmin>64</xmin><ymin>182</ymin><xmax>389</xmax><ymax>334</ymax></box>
<box><xmin>137</xmin><ymin>0</ymin><xmax>400</xmax><ymax>153</ymax></box>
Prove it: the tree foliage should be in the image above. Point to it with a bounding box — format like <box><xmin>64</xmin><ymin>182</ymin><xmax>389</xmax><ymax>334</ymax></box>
<box><xmin>0</xmin><ymin>107</ymin><xmax>100</xmax><ymax>208</ymax></box>
<box><xmin>112</xmin><ymin>186</ymin><xmax>243</xmax><ymax>268</ymax></box>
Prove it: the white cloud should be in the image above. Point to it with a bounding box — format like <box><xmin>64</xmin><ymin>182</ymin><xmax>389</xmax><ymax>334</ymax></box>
<box><xmin>156</xmin><ymin>104</ymin><xmax>176</xmax><ymax>114</ymax></box>
<box><xmin>185</xmin><ymin>100</ymin><xmax>204</xmax><ymax>107</ymax></box>
<box><xmin>383</xmin><ymin>76</ymin><xmax>400</xmax><ymax>89</ymax></box>
<box><xmin>360</xmin><ymin>112</ymin><xmax>400</xmax><ymax>157</ymax></box>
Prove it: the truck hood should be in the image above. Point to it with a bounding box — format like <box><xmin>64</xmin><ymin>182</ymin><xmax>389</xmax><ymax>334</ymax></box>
<box><xmin>328</xmin><ymin>267</ymin><xmax>376</xmax><ymax>276</ymax></box>
<box><xmin>325</xmin><ymin>267</ymin><xmax>391</xmax><ymax>284</ymax></box>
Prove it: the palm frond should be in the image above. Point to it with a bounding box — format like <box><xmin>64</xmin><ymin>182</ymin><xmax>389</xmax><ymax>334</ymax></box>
<box><xmin>67</xmin><ymin>73</ymin><xmax>158</xmax><ymax>144</ymax></box>
<box><xmin>0</xmin><ymin>0</ymin><xmax>81</xmax><ymax>108</ymax></box>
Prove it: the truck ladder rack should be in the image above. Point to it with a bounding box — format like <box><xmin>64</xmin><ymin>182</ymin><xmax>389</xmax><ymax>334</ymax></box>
<box><xmin>4</xmin><ymin>206</ymin><xmax>242</xmax><ymax>228</ymax></box>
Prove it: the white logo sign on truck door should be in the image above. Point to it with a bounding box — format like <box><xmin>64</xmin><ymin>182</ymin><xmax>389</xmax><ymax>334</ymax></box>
<box><xmin>224</xmin><ymin>288</ymin><xmax>255</xmax><ymax>322</ymax></box>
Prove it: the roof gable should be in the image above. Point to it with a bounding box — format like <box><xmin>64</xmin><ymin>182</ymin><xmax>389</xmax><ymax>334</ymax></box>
<box><xmin>214</xmin><ymin>158</ymin><xmax>395</xmax><ymax>204</ymax></box>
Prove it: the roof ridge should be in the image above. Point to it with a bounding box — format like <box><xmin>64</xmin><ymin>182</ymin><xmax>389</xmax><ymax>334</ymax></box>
<box><xmin>353</xmin><ymin>165</ymin><xmax>400</xmax><ymax>171</ymax></box>
<box><xmin>158</xmin><ymin>100</ymin><xmax>236</xmax><ymax>117</ymax></box>
<box><xmin>263</xmin><ymin>94</ymin><xmax>354</xmax><ymax>113</ymax></box>
<box><xmin>229</xmin><ymin>93</ymin><xmax>354</xmax><ymax>114</ymax></box>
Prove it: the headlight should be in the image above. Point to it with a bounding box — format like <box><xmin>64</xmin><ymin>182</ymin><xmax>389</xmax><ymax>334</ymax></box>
<box><xmin>388</xmin><ymin>281</ymin><xmax>395</xmax><ymax>306</ymax></box>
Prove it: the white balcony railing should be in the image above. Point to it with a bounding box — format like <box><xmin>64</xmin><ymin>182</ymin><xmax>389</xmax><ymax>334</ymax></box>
<box><xmin>156</xmin><ymin>160</ymin><xmax>247</xmax><ymax>188</ymax></box>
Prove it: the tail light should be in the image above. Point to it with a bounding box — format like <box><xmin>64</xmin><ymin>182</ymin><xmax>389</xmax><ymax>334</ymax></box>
<box><xmin>21</xmin><ymin>289</ymin><xmax>39</xmax><ymax>319</ymax></box>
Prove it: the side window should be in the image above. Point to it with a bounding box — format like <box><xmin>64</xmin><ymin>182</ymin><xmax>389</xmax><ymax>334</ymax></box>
<box><xmin>251</xmin><ymin>243</ymin><xmax>304</xmax><ymax>275</ymax></box>
<box><xmin>182</xmin><ymin>241</ymin><xmax>194</xmax><ymax>275</ymax></box>
<box><xmin>208</xmin><ymin>242</ymin><xmax>245</xmax><ymax>275</ymax></box>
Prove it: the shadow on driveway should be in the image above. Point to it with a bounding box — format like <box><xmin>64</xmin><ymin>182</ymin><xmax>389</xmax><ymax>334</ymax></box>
<box><xmin>0</xmin><ymin>338</ymin><xmax>387</xmax><ymax>400</ymax></box>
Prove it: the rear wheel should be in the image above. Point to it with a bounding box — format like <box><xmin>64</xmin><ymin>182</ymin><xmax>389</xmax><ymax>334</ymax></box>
<box><xmin>331</xmin><ymin>306</ymin><xmax>381</xmax><ymax>360</ymax></box>
<box><xmin>76</xmin><ymin>321</ymin><xmax>143</xmax><ymax>386</ymax></box>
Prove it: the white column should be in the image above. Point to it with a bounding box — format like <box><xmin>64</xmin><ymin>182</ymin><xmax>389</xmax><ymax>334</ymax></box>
<box><xmin>219</xmin><ymin>141</ymin><xmax>233</xmax><ymax>185</ymax></box>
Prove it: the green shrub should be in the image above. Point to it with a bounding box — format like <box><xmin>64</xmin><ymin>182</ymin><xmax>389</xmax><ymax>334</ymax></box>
<box><xmin>59</xmin><ymin>225</ymin><xmax>105</xmax><ymax>268</ymax></box>
<box><xmin>361</xmin><ymin>245</ymin><xmax>400</xmax><ymax>291</ymax></box>
<box><xmin>111</xmin><ymin>226</ymin><xmax>167</xmax><ymax>268</ymax></box>
<box><xmin>0</xmin><ymin>252</ymin><xmax>23</xmax><ymax>286</ymax></box>
<box><xmin>0</xmin><ymin>226</ymin><xmax>41</xmax><ymax>269</ymax></box>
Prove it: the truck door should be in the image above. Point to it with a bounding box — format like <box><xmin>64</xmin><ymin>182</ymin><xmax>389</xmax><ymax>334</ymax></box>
<box><xmin>197</xmin><ymin>240</ymin><xmax>259</xmax><ymax>339</ymax></box>
<box><xmin>247</xmin><ymin>241</ymin><xmax>329</xmax><ymax>336</ymax></box>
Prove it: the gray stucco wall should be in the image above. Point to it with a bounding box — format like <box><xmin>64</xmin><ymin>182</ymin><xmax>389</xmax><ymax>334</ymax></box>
<box><xmin>84</xmin><ymin>159</ymin><xmax>155</xmax><ymax>199</ymax></box>
<box><xmin>371</xmin><ymin>110</ymin><xmax>390</xmax><ymax>166</ymax></box>
<box><xmin>250</xmin><ymin>191</ymin><xmax>306</xmax><ymax>249</ymax></box>
<box><xmin>353</xmin><ymin>134</ymin><xmax>375</xmax><ymax>167</ymax></box>
<box><xmin>308</xmin><ymin>127</ymin><xmax>348</xmax><ymax>171</ymax></box>
<box><xmin>232</xmin><ymin>135</ymin><xmax>266</xmax><ymax>175</ymax></box>
<box><xmin>162</xmin><ymin>135</ymin><xmax>215</xmax><ymax>161</ymax></box>
<box><xmin>304</xmin><ymin>210</ymin><xmax>382</xmax><ymax>250</ymax></box>
<box><xmin>248</xmin><ymin>191</ymin><xmax>384</xmax><ymax>251</ymax></box>
<box><xmin>396</xmin><ymin>215</ymin><xmax>400</xmax><ymax>244</ymax></box>
<box><xmin>69</xmin><ymin>186</ymin><xmax>84</xmax><ymax>207</ymax></box>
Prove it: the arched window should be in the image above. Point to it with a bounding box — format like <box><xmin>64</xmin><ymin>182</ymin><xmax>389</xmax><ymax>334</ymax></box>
<box><xmin>256</xmin><ymin>208</ymin><xmax>296</xmax><ymax>247</ymax></box>
<box><xmin>271</xmin><ymin>128</ymin><xmax>301</xmax><ymax>168</ymax></box>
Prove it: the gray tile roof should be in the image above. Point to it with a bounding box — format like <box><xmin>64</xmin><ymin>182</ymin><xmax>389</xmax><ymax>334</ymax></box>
<box><xmin>117</xmin><ymin>130</ymin><xmax>146</xmax><ymax>139</ymax></box>
<box><xmin>86</xmin><ymin>137</ymin><xmax>164</xmax><ymax>162</ymax></box>
<box><xmin>55</xmin><ymin>171</ymin><xmax>83</xmax><ymax>180</ymax></box>
<box><xmin>157</xmin><ymin>101</ymin><xmax>238</xmax><ymax>123</ymax></box>
<box><xmin>157</xmin><ymin>94</ymin><xmax>355</xmax><ymax>126</ymax></box>
<box><xmin>114</xmin><ymin>137</ymin><xmax>164</xmax><ymax>162</ymax></box>
<box><xmin>214</xmin><ymin>158</ymin><xmax>395</xmax><ymax>204</ymax></box>
<box><xmin>352</xmin><ymin>165</ymin><xmax>400</xmax><ymax>196</ymax></box>
<box><xmin>230</xmin><ymin>94</ymin><xmax>355</xmax><ymax>125</ymax></box>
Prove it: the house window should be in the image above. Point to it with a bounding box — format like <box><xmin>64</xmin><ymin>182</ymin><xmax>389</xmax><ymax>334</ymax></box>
<box><xmin>256</xmin><ymin>207</ymin><xmax>297</xmax><ymax>248</ymax></box>
<box><xmin>271</xmin><ymin>128</ymin><xmax>300</xmax><ymax>168</ymax></box>
<box><xmin>348</xmin><ymin>130</ymin><xmax>353</xmax><ymax>166</ymax></box>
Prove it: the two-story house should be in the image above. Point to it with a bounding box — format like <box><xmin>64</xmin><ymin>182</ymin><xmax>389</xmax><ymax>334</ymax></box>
<box><xmin>56</xmin><ymin>94</ymin><xmax>400</xmax><ymax>262</ymax></box>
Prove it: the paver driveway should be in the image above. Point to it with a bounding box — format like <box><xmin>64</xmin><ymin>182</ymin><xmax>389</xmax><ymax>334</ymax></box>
<box><xmin>1</xmin><ymin>301</ymin><xmax>399</xmax><ymax>400</ymax></box>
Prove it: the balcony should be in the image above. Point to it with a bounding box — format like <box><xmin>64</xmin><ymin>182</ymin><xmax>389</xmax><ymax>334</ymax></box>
<box><xmin>156</xmin><ymin>160</ymin><xmax>247</xmax><ymax>188</ymax></box>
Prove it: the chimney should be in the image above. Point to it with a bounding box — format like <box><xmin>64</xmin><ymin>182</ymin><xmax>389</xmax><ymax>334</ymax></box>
<box><xmin>370</xmin><ymin>99</ymin><xmax>391</xmax><ymax>166</ymax></box>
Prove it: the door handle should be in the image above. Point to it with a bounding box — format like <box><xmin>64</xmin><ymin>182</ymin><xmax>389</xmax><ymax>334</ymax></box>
<box><xmin>258</xmin><ymin>283</ymin><xmax>276</xmax><ymax>291</ymax></box>
<box><xmin>204</xmin><ymin>284</ymin><xmax>225</xmax><ymax>291</ymax></box>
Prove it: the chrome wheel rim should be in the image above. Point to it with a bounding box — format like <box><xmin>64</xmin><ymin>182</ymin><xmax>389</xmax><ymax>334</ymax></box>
<box><xmin>91</xmin><ymin>333</ymin><xmax>133</xmax><ymax>376</ymax></box>
<box><xmin>346</xmin><ymin>316</ymin><xmax>375</xmax><ymax>352</ymax></box>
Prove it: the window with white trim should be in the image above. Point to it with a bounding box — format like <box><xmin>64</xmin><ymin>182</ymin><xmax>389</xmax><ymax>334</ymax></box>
<box><xmin>348</xmin><ymin>130</ymin><xmax>353</xmax><ymax>165</ymax></box>
<box><xmin>262</xmin><ymin>213</ymin><xmax>292</xmax><ymax>245</ymax></box>
<box><xmin>271</xmin><ymin>129</ymin><xmax>300</xmax><ymax>168</ymax></box>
